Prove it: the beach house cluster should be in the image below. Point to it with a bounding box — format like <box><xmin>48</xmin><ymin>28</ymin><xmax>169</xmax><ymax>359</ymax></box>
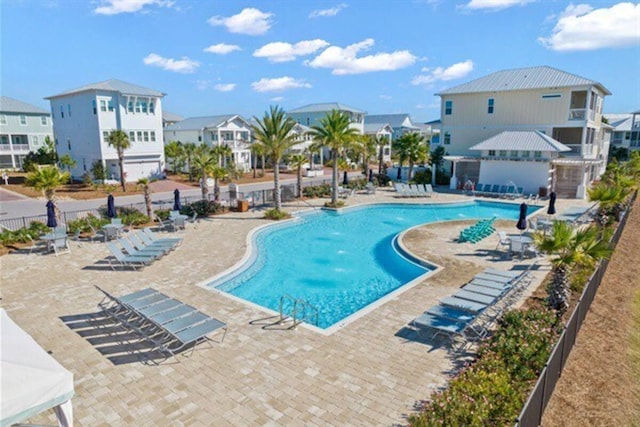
<box><xmin>3</xmin><ymin>65</ymin><xmax>634</xmax><ymax>198</ymax></box>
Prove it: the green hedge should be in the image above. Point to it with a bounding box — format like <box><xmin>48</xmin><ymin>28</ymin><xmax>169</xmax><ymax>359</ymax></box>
<box><xmin>67</xmin><ymin>214</ymin><xmax>109</xmax><ymax>234</ymax></box>
<box><xmin>0</xmin><ymin>222</ymin><xmax>50</xmax><ymax>245</ymax></box>
<box><xmin>303</xmin><ymin>184</ymin><xmax>332</xmax><ymax>198</ymax></box>
<box><xmin>409</xmin><ymin>307</ymin><xmax>559</xmax><ymax>427</ymax></box>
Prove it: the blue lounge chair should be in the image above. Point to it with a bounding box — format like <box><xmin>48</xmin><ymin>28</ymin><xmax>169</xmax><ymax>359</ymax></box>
<box><xmin>106</xmin><ymin>242</ymin><xmax>156</xmax><ymax>270</ymax></box>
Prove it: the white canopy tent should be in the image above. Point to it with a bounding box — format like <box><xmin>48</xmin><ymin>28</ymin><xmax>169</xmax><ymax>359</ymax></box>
<box><xmin>0</xmin><ymin>309</ymin><xmax>74</xmax><ymax>427</ymax></box>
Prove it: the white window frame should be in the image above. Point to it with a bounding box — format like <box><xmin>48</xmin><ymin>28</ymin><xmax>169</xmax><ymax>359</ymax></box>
<box><xmin>20</xmin><ymin>115</ymin><xmax>27</xmax><ymax>125</ymax></box>
<box><xmin>41</xmin><ymin>116</ymin><xmax>48</xmax><ymax>125</ymax></box>
<box><xmin>0</xmin><ymin>115</ymin><xmax>6</xmax><ymax>125</ymax></box>
<box><xmin>150</xmin><ymin>131</ymin><xmax>156</xmax><ymax>142</ymax></box>
<box><xmin>100</xmin><ymin>100</ymin><xmax>107</xmax><ymax>112</ymax></box>
<box><xmin>129</xmin><ymin>131</ymin><xmax>135</xmax><ymax>142</ymax></box>
<box><xmin>31</xmin><ymin>136</ymin><xmax>39</xmax><ymax>146</ymax></box>
<box><xmin>444</xmin><ymin>100</ymin><xmax>453</xmax><ymax>115</ymax></box>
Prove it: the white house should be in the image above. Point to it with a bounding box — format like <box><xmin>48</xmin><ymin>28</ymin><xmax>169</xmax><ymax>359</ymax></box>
<box><xmin>605</xmin><ymin>111</ymin><xmax>640</xmax><ymax>155</ymax></box>
<box><xmin>162</xmin><ymin>111</ymin><xmax>184</xmax><ymax>128</ymax></box>
<box><xmin>287</xmin><ymin>102</ymin><xmax>365</xmax><ymax>133</ymax></box>
<box><xmin>436</xmin><ymin>66</ymin><xmax>611</xmax><ymax>198</ymax></box>
<box><xmin>365</xmin><ymin>113</ymin><xmax>418</xmax><ymax>141</ymax></box>
<box><xmin>45</xmin><ymin>79</ymin><xmax>166</xmax><ymax>182</ymax></box>
<box><xmin>363</xmin><ymin>122</ymin><xmax>393</xmax><ymax>164</ymax></box>
<box><xmin>163</xmin><ymin>115</ymin><xmax>253</xmax><ymax>171</ymax></box>
<box><xmin>0</xmin><ymin>96</ymin><xmax>53</xmax><ymax>170</ymax></box>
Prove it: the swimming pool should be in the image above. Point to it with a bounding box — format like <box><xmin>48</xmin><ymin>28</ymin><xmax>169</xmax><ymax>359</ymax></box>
<box><xmin>207</xmin><ymin>201</ymin><xmax>539</xmax><ymax>330</ymax></box>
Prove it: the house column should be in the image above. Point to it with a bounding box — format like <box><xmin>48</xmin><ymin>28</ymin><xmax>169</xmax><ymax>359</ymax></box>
<box><xmin>449</xmin><ymin>160</ymin><xmax>458</xmax><ymax>190</ymax></box>
<box><xmin>576</xmin><ymin>163</ymin><xmax>588</xmax><ymax>199</ymax></box>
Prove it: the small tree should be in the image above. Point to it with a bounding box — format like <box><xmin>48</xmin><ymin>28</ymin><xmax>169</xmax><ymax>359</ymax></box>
<box><xmin>107</xmin><ymin>130</ymin><xmax>131</xmax><ymax>192</ymax></box>
<box><xmin>58</xmin><ymin>154</ymin><xmax>76</xmax><ymax>183</ymax></box>
<box><xmin>25</xmin><ymin>166</ymin><xmax>69</xmax><ymax>220</ymax></box>
<box><xmin>192</xmin><ymin>145</ymin><xmax>217</xmax><ymax>201</ymax></box>
<box><xmin>430</xmin><ymin>146</ymin><xmax>446</xmax><ymax>186</ymax></box>
<box><xmin>91</xmin><ymin>160</ymin><xmax>107</xmax><ymax>183</ymax></box>
<box><xmin>137</xmin><ymin>178</ymin><xmax>153</xmax><ymax>218</ymax></box>
<box><xmin>396</xmin><ymin>132</ymin><xmax>428</xmax><ymax>181</ymax></box>
<box><xmin>183</xmin><ymin>142</ymin><xmax>197</xmax><ymax>181</ymax></box>
<box><xmin>288</xmin><ymin>153</ymin><xmax>308</xmax><ymax>198</ymax></box>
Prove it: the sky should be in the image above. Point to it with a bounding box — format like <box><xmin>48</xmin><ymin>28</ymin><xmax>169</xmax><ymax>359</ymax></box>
<box><xmin>2</xmin><ymin>0</ymin><xmax>639</xmax><ymax>122</ymax></box>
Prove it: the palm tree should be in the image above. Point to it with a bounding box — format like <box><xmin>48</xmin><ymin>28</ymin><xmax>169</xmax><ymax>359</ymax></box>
<box><xmin>213</xmin><ymin>144</ymin><xmax>233</xmax><ymax>168</ymax></box>
<box><xmin>251</xmin><ymin>106</ymin><xmax>297</xmax><ymax>211</ymax></box>
<box><xmin>288</xmin><ymin>153</ymin><xmax>308</xmax><ymax>198</ymax></box>
<box><xmin>25</xmin><ymin>166</ymin><xmax>69</xmax><ymax>220</ymax></box>
<box><xmin>396</xmin><ymin>132</ymin><xmax>428</xmax><ymax>181</ymax></box>
<box><xmin>250</xmin><ymin>141</ymin><xmax>265</xmax><ymax>178</ymax></box>
<box><xmin>209</xmin><ymin>165</ymin><xmax>228</xmax><ymax>201</ymax></box>
<box><xmin>392</xmin><ymin>138</ymin><xmax>407</xmax><ymax>181</ymax></box>
<box><xmin>58</xmin><ymin>154</ymin><xmax>76</xmax><ymax>184</ymax></box>
<box><xmin>164</xmin><ymin>140</ymin><xmax>183</xmax><ymax>174</ymax></box>
<box><xmin>372</xmin><ymin>134</ymin><xmax>388</xmax><ymax>174</ymax></box>
<box><xmin>107</xmin><ymin>130</ymin><xmax>131</xmax><ymax>192</ymax></box>
<box><xmin>310</xmin><ymin>110</ymin><xmax>359</xmax><ymax>205</ymax></box>
<box><xmin>588</xmin><ymin>181</ymin><xmax>631</xmax><ymax>226</ymax></box>
<box><xmin>192</xmin><ymin>146</ymin><xmax>217</xmax><ymax>201</ymax></box>
<box><xmin>137</xmin><ymin>178</ymin><xmax>153</xmax><ymax>218</ymax></box>
<box><xmin>182</xmin><ymin>142</ymin><xmax>197</xmax><ymax>182</ymax></box>
<box><xmin>535</xmin><ymin>222</ymin><xmax>611</xmax><ymax>316</ymax></box>
<box><xmin>350</xmin><ymin>135</ymin><xmax>377</xmax><ymax>181</ymax></box>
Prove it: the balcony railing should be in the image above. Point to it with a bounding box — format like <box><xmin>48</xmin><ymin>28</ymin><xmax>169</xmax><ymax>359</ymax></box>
<box><xmin>568</xmin><ymin>109</ymin><xmax>586</xmax><ymax>120</ymax></box>
<box><xmin>0</xmin><ymin>144</ymin><xmax>30</xmax><ymax>152</ymax></box>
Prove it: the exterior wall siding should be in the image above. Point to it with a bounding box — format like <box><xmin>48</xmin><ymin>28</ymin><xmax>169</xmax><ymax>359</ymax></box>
<box><xmin>478</xmin><ymin>160</ymin><xmax>551</xmax><ymax>194</ymax></box>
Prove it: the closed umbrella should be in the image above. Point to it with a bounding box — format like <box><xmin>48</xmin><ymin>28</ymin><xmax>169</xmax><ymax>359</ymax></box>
<box><xmin>173</xmin><ymin>189</ymin><xmax>181</xmax><ymax>211</ymax></box>
<box><xmin>517</xmin><ymin>202</ymin><xmax>528</xmax><ymax>232</ymax></box>
<box><xmin>107</xmin><ymin>194</ymin><xmax>116</xmax><ymax>218</ymax></box>
<box><xmin>368</xmin><ymin>169</ymin><xmax>373</xmax><ymax>182</ymax></box>
<box><xmin>547</xmin><ymin>191</ymin><xmax>557</xmax><ymax>215</ymax></box>
<box><xmin>343</xmin><ymin>171</ymin><xmax>348</xmax><ymax>185</ymax></box>
<box><xmin>46</xmin><ymin>201</ymin><xmax>57</xmax><ymax>228</ymax></box>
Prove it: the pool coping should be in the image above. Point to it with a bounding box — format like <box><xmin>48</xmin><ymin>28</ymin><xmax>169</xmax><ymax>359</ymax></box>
<box><xmin>197</xmin><ymin>199</ymin><xmax>535</xmax><ymax>335</ymax></box>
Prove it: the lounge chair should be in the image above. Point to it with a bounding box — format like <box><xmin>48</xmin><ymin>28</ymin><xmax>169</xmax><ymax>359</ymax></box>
<box><xmin>118</xmin><ymin>238</ymin><xmax>164</xmax><ymax>259</ymax></box>
<box><xmin>106</xmin><ymin>242</ymin><xmax>156</xmax><ymax>270</ymax></box>
<box><xmin>424</xmin><ymin>184</ymin><xmax>435</xmax><ymax>197</ymax></box>
<box><xmin>48</xmin><ymin>235</ymin><xmax>71</xmax><ymax>256</ymax></box>
<box><xmin>495</xmin><ymin>231</ymin><xmax>510</xmax><ymax>250</ymax></box>
<box><xmin>409</xmin><ymin>311</ymin><xmax>487</xmax><ymax>351</ymax></box>
<box><xmin>127</xmin><ymin>233</ymin><xmax>173</xmax><ymax>255</ymax></box>
<box><xmin>134</xmin><ymin>231</ymin><xmax>177</xmax><ymax>251</ymax></box>
<box><xmin>142</xmin><ymin>228</ymin><xmax>183</xmax><ymax>246</ymax></box>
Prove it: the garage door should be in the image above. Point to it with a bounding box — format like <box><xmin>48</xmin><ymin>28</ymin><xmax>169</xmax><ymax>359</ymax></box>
<box><xmin>124</xmin><ymin>161</ymin><xmax>161</xmax><ymax>182</ymax></box>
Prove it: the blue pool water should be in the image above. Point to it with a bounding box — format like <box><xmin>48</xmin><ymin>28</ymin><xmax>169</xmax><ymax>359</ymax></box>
<box><xmin>209</xmin><ymin>201</ymin><xmax>539</xmax><ymax>329</ymax></box>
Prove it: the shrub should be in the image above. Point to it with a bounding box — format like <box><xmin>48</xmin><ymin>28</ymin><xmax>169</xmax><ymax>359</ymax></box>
<box><xmin>263</xmin><ymin>208</ymin><xmax>291</xmax><ymax>220</ymax></box>
<box><xmin>81</xmin><ymin>172</ymin><xmax>93</xmax><ymax>186</ymax></box>
<box><xmin>411</xmin><ymin>169</ymin><xmax>432</xmax><ymax>185</ymax></box>
<box><xmin>67</xmin><ymin>214</ymin><xmax>109</xmax><ymax>234</ymax></box>
<box><xmin>154</xmin><ymin>209</ymin><xmax>171</xmax><ymax>221</ymax></box>
<box><xmin>374</xmin><ymin>173</ymin><xmax>391</xmax><ymax>187</ymax></box>
<box><xmin>91</xmin><ymin>160</ymin><xmax>107</xmax><ymax>182</ymax></box>
<box><xmin>189</xmin><ymin>200</ymin><xmax>220</xmax><ymax>216</ymax></box>
<box><xmin>0</xmin><ymin>222</ymin><xmax>51</xmax><ymax>245</ymax></box>
<box><xmin>345</xmin><ymin>178</ymin><xmax>367</xmax><ymax>190</ymax></box>
<box><xmin>324</xmin><ymin>200</ymin><xmax>345</xmax><ymax>208</ymax></box>
<box><xmin>303</xmin><ymin>184</ymin><xmax>332</xmax><ymax>198</ymax></box>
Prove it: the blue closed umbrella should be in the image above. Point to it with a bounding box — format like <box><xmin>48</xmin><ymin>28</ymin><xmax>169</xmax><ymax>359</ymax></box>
<box><xmin>547</xmin><ymin>192</ymin><xmax>557</xmax><ymax>215</ymax></box>
<box><xmin>368</xmin><ymin>169</ymin><xmax>374</xmax><ymax>182</ymax></box>
<box><xmin>46</xmin><ymin>200</ymin><xmax>57</xmax><ymax>228</ymax></box>
<box><xmin>517</xmin><ymin>202</ymin><xmax>528</xmax><ymax>231</ymax></box>
<box><xmin>343</xmin><ymin>171</ymin><xmax>348</xmax><ymax>185</ymax></box>
<box><xmin>173</xmin><ymin>189</ymin><xmax>181</xmax><ymax>211</ymax></box>
<box><xmin>107</xmin><ymin>194</ymin><xmax>116</xmax><ymax>218</ymax></box>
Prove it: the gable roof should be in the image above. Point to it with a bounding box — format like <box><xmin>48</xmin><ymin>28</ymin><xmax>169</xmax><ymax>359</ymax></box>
<box><xmin>0</xmin><ymin>96</ymin><xmax>49</xmax><ymax>114</ymax></box>
<box><xmin>437</xmin><ymin>66</ymin><xmax>611</xmax><ymax>96</ymax></box>
<box><xmin>365</xmin><ymin>113</ymin><xmax>417</xmax><ymax>129</ymax></box>
<box><xmin>605</xmin><ymin>113</ymin><xmax>635</xmax><ymax>132</ymax></box>
<box><xmin>287</xmin><ymin>102</ymin><xmax>365</xmax><ymax>114</ymax></box>
<box><xmin>46</xmin><ymin>79</ymin><xmax>165</xmax><ymax>99</ymax></box>
<box><xmin>364</xmin><ymin>123</ymin><xmax>393</xmax><ymax>134</ymax></box>
<box><xmin>469</xmin><ymin>131</ymin><xmax>571</xmax><ymax>152</ymax></box>
<box><xmin>162</xmin><ymin>111</ymin><xmax>184</xmax><ymax>122</ymax></box>
<box><xmin>163</xmin><ymin>115</ymin><xmax>248</xmax><ymax>131</ymax></box>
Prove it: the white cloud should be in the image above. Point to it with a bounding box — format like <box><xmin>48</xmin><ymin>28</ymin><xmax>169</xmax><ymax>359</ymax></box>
<box><xmin>539</xmin><ymin>2</ymin><xmax>640</xmax><ymax>51</ymax></box>
<box><xmin>251</xmin><ymin>77</ymin><xmax>312</xmax><ymax>92</ymax></box>
<box><xmin>253</xmin><ymin>39</ymin><xmax>330</xmax><ymax>63</ymax></box>
<box><xmin>270</xmin><ymin>96</ymin><xmax>285</xmax><ymax>102</ymax></box>
<box><xmin>462</xmin><ymin>0</ymin><xmax>534</xmax><ymax>11</ymax></box>
<box><xmin>309</xmin><ymin>3</ymin><xmax>348</xmax><ymax>18</ymax></box>
<box><xmin>143</xmin><ymin>53</ymin><xmax>199</xmax><ymax>73</ymax></box>
<box><xmin>411</xmin><ymin>60</ymin><xmax>474</xmax><ymax>85</ymax></box>
<box><xmin>214</xmin><ymin>83</ymin><xmax>236</xmax><ymax>92</ymax></box>
<box><xmin>94</xmin><ymin>0</ymin><xmax>174</xmax><ymax>15</ymax></box>
<box><xmin>207</xmin><ymin>8</ymin><xmax>273</xmax><ymax>35</ymax></box>
<box><xmin>379</xmin><ymin>95</ymin><xmax>392</xmax><ymax>100</ymax></box>
<box><xmin>307</xmin><ymin>39</ymin><xmax>416</xmax><ymax>75</ymax></box>
<box><xmin>203</xmin><ymin>43</ymin><xmax>241</xmax><ymax>54</ymax></box>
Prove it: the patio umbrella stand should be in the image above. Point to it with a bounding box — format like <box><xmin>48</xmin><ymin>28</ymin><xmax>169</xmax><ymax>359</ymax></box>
<box><xmin>46</xmin><ymin>201</ymin><xmax>57</xmax><ymax>229</ymax></box>
<box><xmin>173</xmin><ymin>189</ymin><xmax>182</xmax><ymax>211</ymax></box>
<box><xmin>107</xmin><ymin>194</ymin><xmax>116</xmax><ymax>219</ymax></box>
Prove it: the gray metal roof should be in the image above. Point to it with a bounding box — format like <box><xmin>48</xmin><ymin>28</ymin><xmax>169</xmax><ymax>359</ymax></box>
<box><xmin>437</xmin><ymin>66</ymin><xmax>611</xmax><ymax>96</ymax></box>
<box><xmin>162</xmin><ymin>111</ymin><xmax>184</xmax><ymax>122</ymax></box>
<box><xmin>605</xmin><ymin>114</ymin><xmax>632</xmax><ymax>131</ymax></box>
<box><xmin>363</xmin><ymin>123</ymin><xmax>392</xmax><ymax>133</ymax></box>
<box><xmin>164</xmin><ymin>114</ymin><xmax>248</xmax><ymax>131</ymax></box>
<box><xmin>365</xmin><ymin>113</ymin><xmax>417</xmax><ymax>129</ymax></box>
<box><xmin>469</xmin><ymin>131</ymin><xmax>571</xmax><ymax>152</ymax></box>
<box><xmin>0</xmin><ymin>96</ymin><xmax>49</xmax><ymax>114</ymax></box>
<box><xmin>46</xmin><ymin>79</ymin><xmax>165</xmax><ymax>99</ymax></box>
<box><xmin>287</xmin><ymin>102</ymin><xmax>365</xmax><ymax>114</ymax></box>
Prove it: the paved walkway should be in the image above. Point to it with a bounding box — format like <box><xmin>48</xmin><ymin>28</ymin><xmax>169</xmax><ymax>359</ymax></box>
<box><xmin>0</xmin><ymin>190</ymin><xmax>586</xmax><ymax>426</ymax></box>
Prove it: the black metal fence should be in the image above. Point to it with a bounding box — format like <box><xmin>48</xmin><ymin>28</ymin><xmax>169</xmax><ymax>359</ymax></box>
<box><xmin>514</xmin><ymin>190</ymin><xmax>637</xmax><ymax>427</ymax></box>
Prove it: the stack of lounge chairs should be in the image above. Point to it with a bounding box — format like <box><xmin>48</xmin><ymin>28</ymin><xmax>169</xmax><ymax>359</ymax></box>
<box><xmin>458</xmin><ymin>217</ymin><xmax>496</xmax><ymax>243</ymax></box>
<box><xmin>105</xmin><ymin>228</ymin><xmax>183</xmax><ymax>270</ymax></box>
<box><xmin>474</xmin><ymin>184</ymin><xmax>524</xmax><ymax>199</ymax></box>
<box><xmin>409</xmin><ymin>268</ymin><xmax>532</xmax><ymax>351</ymax></box>
<box><xmin>95</xmin><ymin>286</ymin><xmax>227</xmax><ymax>360</ymax></box>
<box><xmin>394</xmin><ymin>183</ymin><xmax>435</xmax><ymax>197</ymax></box>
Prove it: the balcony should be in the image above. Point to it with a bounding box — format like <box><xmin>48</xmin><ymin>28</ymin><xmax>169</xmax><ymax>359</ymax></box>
<box><xmin>0</xmin><ymin>144</ymin><xmax>30</xmax><ymax>152</ymax></box>
<box><xmin>568</xmin><ymin>109</ymin><xmax>586</xmax><ymax>121</ymax></box>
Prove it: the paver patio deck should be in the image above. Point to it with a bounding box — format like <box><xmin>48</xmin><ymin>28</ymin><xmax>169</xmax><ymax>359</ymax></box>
<box><xmin>0</xmin><ymin>188</ymin><xmax>586</xmax><ymax>426</ymax></box>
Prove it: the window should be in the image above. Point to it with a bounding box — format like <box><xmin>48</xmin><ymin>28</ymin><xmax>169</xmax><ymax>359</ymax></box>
<box><xmin>445</xmin><ymin>100</ymin><xmax>453</xmax><ymax>115</ymax></box>
<box><xmin>41</xmin><ymin>116</ymin><xmax>47</xmax><ymax>125</ymax></box>
<box><xmin>487</xmin><ymin>98</ymin><xmax>494</xmax><ymax>114</ymax></box>
<box><xmin>135</xmin><ymin>101</ymin><xmax>141</xmax><ymax>113</ymax></box>
<box><xmin>100</xmin><ymin>100</ymin><xmax>106</xmax><ymax>112</ymax></box>
<box><xmin>0</xmin><ymin>115</ymin><xmax>6</xmax><ymax>125</ymax></box>
<box><xmin>149</xmin><ymin>102</ymin><xmax>155</xmax><ymax>114</ymax></box>
<box><xmin>60</xmin><ymin>106</ymin><xmax>64</xmax><ymax>118</ymax></box>
<box><xmin>488</xmin><ymin>150</ymin><xmax>496</xmax><ymax>156</ymax></box>
<box><xmin>108</xmin><ymin>100</ymin><xmax>114</xmax><ymax>112</ymax></box>
<box><xmin>67</xmin><ymin>138</ymin><xmax>71</xmax><ymax>150</ymax></box>
<box><xmin>143</xmin><ymin>131</ymin><xmax>149</xmax><ymax>142</ymax></box>
<box><xmin>67</xmin><ymin>104</ymin><xmax>71</xmax><ymax>117</ymax></box>
<box><xmin>0</xmin><ymin>135</ymin><xmax>8</xmax><ymax>144</ymax></box>
<box><xmin>31</xmin><ymin>136</ymin><xmax>38</xmax><ymax>146</ymax></box>
<box><xmin>444</xmin><ymin>131</ymin><xmax>451</xmax><ymax>145</ymax></box>
<box><xmin>129</xmin><ymin>131</ymin><xmax>135</xmax><ymax>142</ymax></box>
<box><xmin>141</xmin><ymin>101</ymin><xmax>148</xmax><ymax>113</ymax></box>
<box><xmin>20</xmin><ymin>115</ymin><xmax>27</xmax><ymax>125</ymax></box>
<box><xmin>499</xmin><ymin>150</ymin><xmax>507</xmax><ymax>157</ymax></box>
<box><xmin>92</xmin><ymin>100</ymin><xmax>97</xmax><ymax>114</ymax></box>
<box><xmin>534</xmin><ymin>151</ymin><xmax>542</xmax><ymax>158</ymax></box>
<box><xmin>198</xmin><ymin>135</ymin><xmax>202</xmax><ymax>142</ymax></box>
<box><xmin>521</xmin><ymin>150</ymin><xmax>530</xmax><ymax>158</ymax></box>
<box><xmin>127</xmin><ymin>101</ymin><xmax>134</xmax><ymax>113</ymax></box>
<box><xmin>102</xmin><ymin>131</ymin><xmax>109</xmax><ymax>142</ymax></box>
<box><xmin>150</xmin><ymin>131</ymin><xmax>156</xmax><ymax>142</ymax></box>
<box><xmin>137</xmin><ymin>131</ymin><xmax>142</xmax><ymax>141</ymax></box>
<box><xmin>510</xmin><ymin>150</ymin><xmax>518</xmax><ymax>157</ymax></box>
<box><xmin>542</xmin><ymin>93</ymin><xmax>562</xmax><ymax>99</ymax></box>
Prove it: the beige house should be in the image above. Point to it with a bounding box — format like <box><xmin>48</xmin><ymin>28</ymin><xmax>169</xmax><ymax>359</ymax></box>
<box><xmin>436</xmin><ymin>66</ymin><xmax>611</xmax><ymax>198</ymax></box>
